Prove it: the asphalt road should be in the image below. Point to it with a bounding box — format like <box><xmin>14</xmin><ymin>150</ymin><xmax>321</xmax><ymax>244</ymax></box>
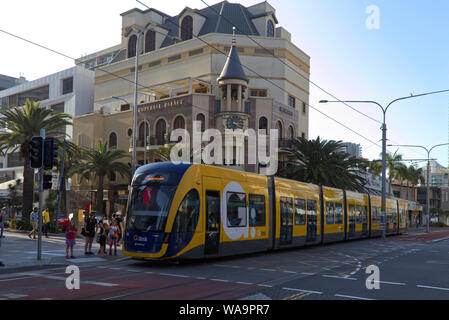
<box><xmin>1</xmin><ymin>232</ymin><xmax>449</xmax><ymax>300</ymax></box>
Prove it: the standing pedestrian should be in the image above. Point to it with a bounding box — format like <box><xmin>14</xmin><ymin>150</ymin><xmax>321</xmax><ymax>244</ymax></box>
<box><xmin>42</xmin><ymin>208</ymin><xmax>50</xmax><ymax>238</ymax></box>
<box><xmin>28</xmin><ymin>207</ymin><xmax>38</xmax><ymax>239</ymax></box>
<box><xmin>65</xmin><ymin>220</ymin><xmax>77</xmax><ymax>259</ymax></box>
<box><xmin>84</xmin><ymin>213</ymin><xmax>96</xmax><ymax>255</ymax></box>
<box><xmin>114</xmin><ymin>212</ymin><xmax>123</xmax><ymax>247</ymax></box>
<box><xmin>0</xmin><ymin>209</ymin><xmax>4</xmax><ymax>238</ymax></box>
<box><xmin>108</xmin><ymin>220</ymin><xmax>120</xmax><ymax>256</ymax></box>
<box><xmin>97</xmin><ymin>220</ymin><xmax>107</xmax><ymax>257</ymax></box>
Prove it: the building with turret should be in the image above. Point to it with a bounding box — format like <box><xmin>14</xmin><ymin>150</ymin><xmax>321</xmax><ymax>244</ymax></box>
<box><xmin>72</xmin><ymin>1</ymin><xmax>310</xmax><ymax>215</ymax></box>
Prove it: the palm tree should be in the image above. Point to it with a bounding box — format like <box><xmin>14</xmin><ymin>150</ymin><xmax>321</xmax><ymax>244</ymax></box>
<box><xmin>71</xmin><ymin>140</ymin><xmax>131</xmax><ymax>216</ymax></box>
<box><xmin>407</xmin><ymin>165</ymin><xmax>425</xmax><ymax>200</ymax></box>
<box><xmin>396</xmin><ymin>163</ymin><xmax>409</xmax><ymax>198</ymax></box>
<box><xmin>369</xmin><ymin>160</ymin><xmax>382</xmax><ymax>178</ymax></box>
<box><xmin>0</xmin><ymin>99</ymin><xmax>72</xmax><ymax>221</ymax></box>
<box><xmin>385</xmin><ymin>151</ymin><xmax>403</xmax><ymax>195</ymax></box>
<box><xmin>279</xmin><ymin>137</ymin><xmax>368</xmax><ymax>192</ymax></box>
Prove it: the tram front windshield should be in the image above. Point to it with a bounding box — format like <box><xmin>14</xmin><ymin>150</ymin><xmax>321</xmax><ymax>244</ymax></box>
<box><xmin>126</xmin><ymin>172</ymin><xmax>178</xmax><ymax>233</ymax></box>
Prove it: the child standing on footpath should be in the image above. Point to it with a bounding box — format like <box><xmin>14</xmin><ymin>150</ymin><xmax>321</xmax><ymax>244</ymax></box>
<box><xmin>66</xmin><ymin>220</ymin><xmax>77</xmax><ymax>259</ymax></box>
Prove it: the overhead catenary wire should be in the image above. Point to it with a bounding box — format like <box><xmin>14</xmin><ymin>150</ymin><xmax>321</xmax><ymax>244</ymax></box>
<box><xmin>193</xmin><ymin>0</ymin><xmax>438</xmax><ymax>160</ymax></box>
<box><xmin>198</xmin><ymin>0</ymin><xmax>382</xmax><ymax>125</ymax></box>
<box><xmin>134</xmin><ymin>1</ymin><xmax>383</xmax><ymax>149</ymax></box>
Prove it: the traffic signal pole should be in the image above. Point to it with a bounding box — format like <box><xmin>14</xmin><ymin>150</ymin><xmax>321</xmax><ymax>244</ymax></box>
<box><xmin>37</xmin><ymin>129</ymin><xmax>45</xmax><ymax>261</ymax></box>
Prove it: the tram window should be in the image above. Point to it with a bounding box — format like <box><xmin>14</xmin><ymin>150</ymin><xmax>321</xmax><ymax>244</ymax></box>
<box><xmin>172</xmin><ymin>189</ymin><xmax>200</xmax><ymax>233</ymax></box>
<box><xmin>372</xmin><ymin>207</ymin><xmax>377</xmax><ymax>223</ymax></box>
<box><xmin>349</xmin><ymin>205</ymin><xmax>356</xmax><ymax>222</ymax></box>
<box><xmin>294</xmin><ymin>198</ymin><xmax>306</xmax><ymax>225</ymax></box>
<box><xmin>280</xmin><ymin>197</ymin><xmax>293</xmax><ymax>226</ymax></box>
<box><xmin>355</xmin><ymin>205</ymin><xmax>362</xmax><ymax>224</ymax></box>
<box><xmin>227</xmin><ymin>192</ymin><xmax>247</xmax><ymax>227</ymax></box>
<box><xmin>361</xmin><ymin>206</ymin><xmax>368</xmax><ymax>223</ymax></box>
<box><xmin>206</xmin><ymin>191</ymin><xmax>220</xmax><ymax>232</ymax></box>
<box><xmin>249</xmin><ymin>194</ymin><xmax>266</xmax><ymax>227</ymax></box>
<box><xmin>307</xmin><ymin>200</ymin><xmax>317</xmax><ymax>219</ymax></box>
<box><xmin>325</xmin><ymin>202</ymin><xmax>334</xmax><ymax>224</ymax></box>
<box><xmin>335</xmin><ymin>203</ymin><xmax>343</xmax><ymax>224</ymax></box>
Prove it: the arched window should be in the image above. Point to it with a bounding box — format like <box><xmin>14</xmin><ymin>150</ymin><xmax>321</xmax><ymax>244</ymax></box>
<box><xmin>196</xmin><ymin>113</ymin><xmax>205</xmax><ymax>132</ymax></box>
<box><xmin>287</xmin><ymin>125</ymin><xmax>294</xmax><ymax>140</ymax></box>
<box><xmin>155</xmin><ymin>119</ymin><xmax>167</xmax><ymax>145</ymax></box>
<box><xmin>145</xmin><ymin>30</ymin><xmax>156</xmax><ymax>53</ymax></box>
<box><xmin>259</xmin><ymin>117</ymin><xmax>268</xmax><ymax>131</ymax></box>
<box><xmin>267</xmin><ymin>20</ymin><xmax>275</xmax><ymax>38</ymax></box>
<box><xmin>138</xmin><ymin>121</ymin><xmax>149</xmax><ymax>143</ymax></box>
<box><xmin>109</xmin><ymin>132</ymin><xmax>117</xmax><ymax>149</ymax></box>
<box><xmin>173</xmin><ymin>116</ymin><xmax>185</xmax><ymax>130</ymax></box>
<box><xmin>128</xmin><ymin>35</ymin><xmax>137</xmax><ymax>58</ymax></box>
<box><xmin>181</xmin><ymin>16</ymin><xmax>193</xmax><ymax>41</ymax></box>
<box><xmin>276</xmin><ymin>120</ymin><xmax>283</xmax><ymax>139</ymax></box>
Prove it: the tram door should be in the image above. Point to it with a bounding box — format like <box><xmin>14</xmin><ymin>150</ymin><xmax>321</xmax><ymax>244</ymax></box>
<box><xmin>361</xmin><ymin>206</ymin><xmax>368</xmax><ymax>237</ymax></box>
<box><xmin>205</xmin><ymin>190</ymin><xmax>220</xmax><ymax>256</ymax></box>
<box><xmin>306</xmin><ymin>200</ymin><xmax>317</xmax><ymax>242</ymax></box>
<box><xmin>348</xmin><ymin>205</ymin><xmax>356</xmax><ymax>238</ymax></box>
<box><xmin>280</xmin><ymin>197</ymin><xmax>293</xmax><ymax>245</ymax></box>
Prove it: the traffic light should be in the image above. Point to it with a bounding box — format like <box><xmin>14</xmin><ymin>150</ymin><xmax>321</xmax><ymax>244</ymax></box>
<box><xmin>29</xmin><ymin>137</ymin><xmax>43</xmax><ymax>169</ymax></box>
<box><xmin>43</xmin><ymin>174</ymin><xmax>52</xmax><ymax>190</ymax></box>
<box><xmin>43</xmin><ymin>137</ymin><xmax>59</xmax><ymax>170</ymax></box>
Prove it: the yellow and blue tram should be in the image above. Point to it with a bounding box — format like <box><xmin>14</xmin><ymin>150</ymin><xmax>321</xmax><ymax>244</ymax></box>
<box><xmin>123</xmin><ymin>162</ymin><xmax>415</xmax><ymax>260</ymax></box>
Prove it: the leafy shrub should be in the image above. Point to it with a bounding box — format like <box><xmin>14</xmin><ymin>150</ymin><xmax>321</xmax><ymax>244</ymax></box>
<box><xmin>3</xmin><ymin>220</ymin><xmax>10</xmax><ymax>228</ymax></box>
<box><xmin>15</xmin><ymin>219</ymin><xmax>32</xmax><ymax>231</ymax></box>
<box><xmin>430</xmin><ymin>222</ymin><xmax>448</xmax><ymax>228</ymax></box>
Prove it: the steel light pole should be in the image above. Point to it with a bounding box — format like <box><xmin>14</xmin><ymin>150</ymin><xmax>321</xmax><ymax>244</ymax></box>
<box><xmin>320</xmin><ymin>89</ymin><xmax>449</xmax><ymax>239</ymax></box>
<box><xmin>388</xmin><ymin>143</ymin><xmax>449</xmax><ymax>233</ymax></box>
<box><xmin>131</xmin><ymin>26</ymin><xmax>152</xmax><ymax>176</ymax></box>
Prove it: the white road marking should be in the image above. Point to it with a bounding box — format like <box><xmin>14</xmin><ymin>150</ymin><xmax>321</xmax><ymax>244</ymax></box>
<box><xmin>236</xmin><ymin>281</ymin><xmax>253</xmax><ymax>285</ymax></box>
<box><xmin>322</xmin><ymin>275</ymin><xmax>357</xmax><ymax>281</ymax></box>
<box><xmin>283</xmin><ymin>288</ymin><xmax>322</xmax><ymax>294</ymax></box>
<box><xmin>301</xmin><ymin>272</ymin><xmax>315</xmax><ymax>276</ymax></box>
<box><xmin>1</xmin><ymin>293</ymin><xmax>28</xmax><ymax>299</ymax></box>
<box><xmin>0</xmin><ymin>277</ymin><xmax>33</xmax><ymax>282</ymax></box>
<box><xmin>256</xmin><ymin>284</ymin><xmax>273</xmax><ymax>288</ymax></box>
<box><xmin>18</xmin><ymin>272</ymin><xmax>118</xmax><ymax>287</ymax></box>
<box><xmin>159</xmin><ymin>273</ymin><xmax>190</xmax><ymax>278</ymax></box>
<box><xmin>374</xmin><ymin>280</ymin><xmax>405</xmax><ymax>286</ymax></box>
<box><xmin>195</xmin><ymin>277</ymin><xmax>206</xmax><ymax>280</ymax></box>
<box><xmin>260</xmin><ymin>268</ymin><xmax>276</xmax><ymax>272</ymax></box>
<box><xmin>283</xmin><ymin>271</ymin><xmax>297</xmax><ymax>274</ymax></box>
<box><xmin>335</xmin><ymin>294</ymin><xmax>374</xmax><ymax>300</ymax></box>
<box><xmin>417</xmin><ymin>285</ymin><xmax>449</xmax><ymax>292</ymax></box>
<box><xmin>214</xmin><ymin>264</ymin><xmax>240</xmax><ymax>269</ymax></box>
<box><xmin>211</xmin><ymin>279</ymin><xmax>229</xmax><ymax>282</ymax></box>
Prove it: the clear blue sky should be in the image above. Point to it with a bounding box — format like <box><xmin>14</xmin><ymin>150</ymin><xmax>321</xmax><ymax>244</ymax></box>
<box><xmin>1</xmin><ymin>0</ymin><xmax>448</xmax><ymax>167</ymax></box>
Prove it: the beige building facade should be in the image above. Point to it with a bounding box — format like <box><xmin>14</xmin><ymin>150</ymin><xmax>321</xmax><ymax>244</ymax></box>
<box><xmin>72</xmin><ymin>1</ymin><xmax>310</xmax><ymax>215</ymax></box>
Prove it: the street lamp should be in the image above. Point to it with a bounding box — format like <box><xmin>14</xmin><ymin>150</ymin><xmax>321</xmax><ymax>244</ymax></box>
<box><xmin>388</xmin><ymin>143</ymin><xmax>449</xmax><ymax>233</ymax></box>
<box><xmin>131</xmin><ymin>25</ymin><xmax>153</xmax><ymax>177</ymax></box>
<box><xmin>320</xmin><ymin>88</ymin><xmax>449</xmax><ymax>239</ymax></box>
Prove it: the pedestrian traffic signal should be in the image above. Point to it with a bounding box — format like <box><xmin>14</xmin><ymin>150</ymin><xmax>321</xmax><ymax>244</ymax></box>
<box><xmin>29</xmin><ymin>137</ymin><xmax>43</xmax><ymax>169</ymax></box>
<box><xmin>43</xmin><ymin>137</ymin><xmax>59</xmax><ymax>170</ymax></box>
<box><xmin>43</xmin><ymin>174</ymin><xmax>52</xmax><ymax>190</ymax></box>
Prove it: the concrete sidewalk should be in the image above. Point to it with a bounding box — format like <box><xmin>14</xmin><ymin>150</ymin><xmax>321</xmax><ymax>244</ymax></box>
<box><xmin>0</xmin><ymin>230</ymin><xmax>126</xmax><ymax>271</ymax></box>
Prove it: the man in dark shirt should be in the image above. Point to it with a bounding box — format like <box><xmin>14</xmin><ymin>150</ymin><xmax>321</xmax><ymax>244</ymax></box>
<box><xmin>84</xmin><ymin>213</ymin><xmax>96</xmax><ymax>255</ymax></box>
<box><xmin>0</xmin><ymin>209</ymin><xmax>4</xmax><ymax>238</ymax></box>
